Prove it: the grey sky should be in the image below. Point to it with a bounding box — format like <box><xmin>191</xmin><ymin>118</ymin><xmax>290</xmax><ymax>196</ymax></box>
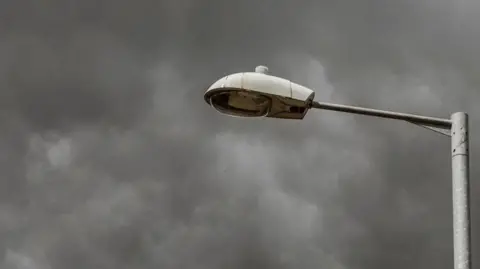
<box><xmin>0</xmin><ymin>0</ymin><xmax>479</xmax><ymax>268</ymax></box>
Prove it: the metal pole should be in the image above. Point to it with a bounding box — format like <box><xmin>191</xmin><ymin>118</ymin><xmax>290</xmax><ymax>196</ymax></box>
<box><xmin>311</xmin><ymin>101</ymin><xmax>452</xmax><ymax>129</ymax></box>
<box><xmin>451</xmin><ymin>112</ymin><xmax>471</xmax><ymax>269</ymax></box>
<box><xmin>311</xmin><ymin>101</ymin><xmax>472</xmax><ymax>268</ymax></box>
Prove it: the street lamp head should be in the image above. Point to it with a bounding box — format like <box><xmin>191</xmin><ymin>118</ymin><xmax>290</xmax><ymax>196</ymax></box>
<box><xmin>204</xmin><ymin>66</ymin><xmax>315</xmax><ymax>119</ymax></box>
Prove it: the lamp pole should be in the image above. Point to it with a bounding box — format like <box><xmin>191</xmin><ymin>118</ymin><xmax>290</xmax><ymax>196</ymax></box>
<box><xmin>451</xmin><ymin>112</ymin><xmax>471</xmax><ymax>269</ymax></box>
<box><xmin>311</xmin><ymin>101</ymin><xmax>471</xmax><ymax>269</ymax></box>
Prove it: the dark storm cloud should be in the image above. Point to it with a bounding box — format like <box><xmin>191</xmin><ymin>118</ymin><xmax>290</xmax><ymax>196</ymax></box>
<box><xmin>0</xmin><ymin>0</ymin><xmax>479</xmax><ymax>269</ymax></box>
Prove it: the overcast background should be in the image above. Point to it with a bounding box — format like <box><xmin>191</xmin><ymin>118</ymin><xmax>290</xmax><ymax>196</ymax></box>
<box><xmin>0</xmin><ymin>0</ymin><xmax>479</xmax><ymax>268</ymax></box>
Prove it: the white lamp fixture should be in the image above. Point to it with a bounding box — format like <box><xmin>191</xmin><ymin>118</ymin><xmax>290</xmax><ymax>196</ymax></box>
<box><xmin>204</xmin><ymin>66</ymin><xmax>315</xmax><ymax>119</ymax></box>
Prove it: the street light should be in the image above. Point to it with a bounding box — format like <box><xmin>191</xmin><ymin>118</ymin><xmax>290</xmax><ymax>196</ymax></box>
<box><xmin>204</xmin><ymin>66</ymin><xmax>471</xmax><ymax>269</ymax></box>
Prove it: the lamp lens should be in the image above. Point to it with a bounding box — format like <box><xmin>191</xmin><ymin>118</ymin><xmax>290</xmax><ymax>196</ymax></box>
<box><xmin>210</xmin><ymin>91</ymin><xmax>271</xmax><ymax>117</ymax></box>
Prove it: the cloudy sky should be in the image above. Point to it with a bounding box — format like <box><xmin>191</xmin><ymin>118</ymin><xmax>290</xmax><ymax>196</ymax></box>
<box><xmin>0</xmin><ymin>0</ymin><xmax>479</xmax><ymax>268</ymax></box>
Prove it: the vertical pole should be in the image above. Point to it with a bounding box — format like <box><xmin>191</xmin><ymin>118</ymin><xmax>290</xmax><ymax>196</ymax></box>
<box><xmin>451</xmin><ymin>112</ymin><xmax>471</xmax><ymax>269</ymax></box>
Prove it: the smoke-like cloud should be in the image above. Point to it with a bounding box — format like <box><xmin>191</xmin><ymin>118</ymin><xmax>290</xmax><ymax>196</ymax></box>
<box><xmin>0</xmin><ymin>0</ymin><xmax>478</xmax><ymax>268</ymax></box>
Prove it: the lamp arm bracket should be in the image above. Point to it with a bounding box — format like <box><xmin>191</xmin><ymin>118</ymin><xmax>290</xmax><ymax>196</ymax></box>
<box><xmin>407</xmin><ymin>121</ymin><xmax>451</xmax><ymax>137</ymax></box>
